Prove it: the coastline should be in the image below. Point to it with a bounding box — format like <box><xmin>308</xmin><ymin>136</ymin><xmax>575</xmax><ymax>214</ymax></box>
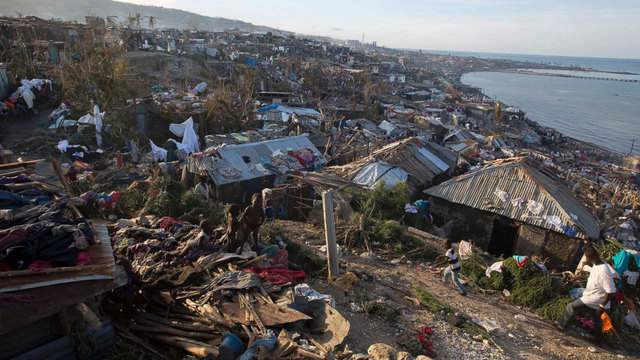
<box><xmin>457</xmin><ymin>70</ymin><xmax>628</xmax><ymax>161</ymax></box>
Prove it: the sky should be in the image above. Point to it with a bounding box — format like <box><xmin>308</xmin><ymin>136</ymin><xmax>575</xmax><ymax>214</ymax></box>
<box><xmin>121</xmin><ymin>0</ymin><xmax>640</xmax><ymax>59</ymax></box>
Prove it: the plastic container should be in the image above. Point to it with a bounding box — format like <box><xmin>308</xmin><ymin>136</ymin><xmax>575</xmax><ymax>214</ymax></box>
<box><xmin>219</xmin><ymin>333</ymin><xmax>246</xmax><ymax>360</ymax></box>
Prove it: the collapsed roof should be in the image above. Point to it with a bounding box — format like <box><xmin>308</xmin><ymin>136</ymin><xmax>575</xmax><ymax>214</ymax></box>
<box><xmin>329</xmin><ymin>137</ymin><xmax>457</xmax><ymax>190</ymax></box>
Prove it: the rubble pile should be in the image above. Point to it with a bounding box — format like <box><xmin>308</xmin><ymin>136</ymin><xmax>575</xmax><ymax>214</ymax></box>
<box><xmin>105</xmin><ymin>216</ymin><xmax>349</xmax><ymax>359</ymax></box>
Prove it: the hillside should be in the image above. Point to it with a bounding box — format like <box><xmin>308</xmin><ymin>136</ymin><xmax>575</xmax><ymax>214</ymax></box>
<box><xmin>0</xmin><ymin>0</ymin><xmax>286</xmax><ymax>33</ymax></box>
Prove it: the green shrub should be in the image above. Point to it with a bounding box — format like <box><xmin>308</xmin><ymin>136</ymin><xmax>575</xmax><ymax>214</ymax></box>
<box><xmin>147</xmin><ymin>191</ymin><xmax>182</xmax><ymax>217</ymax></box>
<box><xmin>595</xmin><ymin>239</ymin><xmax>624</xmax><ymax>263</ymax></box>
<box><xmin>120</xmin><ymin>187</ymin><xmax>146</xmax><ymax>217</ymax></box>
<box><xmin>538</xmin><ymin>296</ymin><xmax>572</xmax><ymax>321</ymax></box>
<box><xmin>460</xmin><ymin>253</ymin><xmax>490</xmax><ymax>286</ymax></box>
<box><xmin>350</xmin><ymin>182</ymin><xmax>410</xmax><ymax>221</ymax></box>
<box><xmin>510</xmin><ymin>274</ymin><xmax>557</xmax><ymax>309</ymax></box>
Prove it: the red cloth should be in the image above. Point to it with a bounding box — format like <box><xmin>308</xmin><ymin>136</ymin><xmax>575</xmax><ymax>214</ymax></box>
<box><xmin>76</xmin><ymin>252</ymin><xmax>92</xmax><ymax>265</ymax></box>
<box><xmin>269</xmin><ymin>249</ymin><xmax>289</xmax><ymax>268</ymax></box>
<box><xmin>245</xmin><ymin>267</ymin><xmax>305</xmax><ymax>285</ymax></box>
<box><xmin>575</xmin><ymin>315</ymin><xmax>595</xmax><ymax>331</ymax></box>
<box><xmin>29</xmin><ymin>260</ymin><xmax>53</xmax><ymax>271</ymax></box>
<box><xmin>417</xmin><ymin>326</ymin><xmax>436</xmax><ymax>358</ymax></box>
<box><xmin>158</xmin><ymin>216</ymin><xmax>184</xmax><ymax>231</ymax></box>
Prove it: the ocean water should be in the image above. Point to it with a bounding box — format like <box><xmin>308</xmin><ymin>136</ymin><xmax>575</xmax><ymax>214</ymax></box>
<box><xmin>425</xmin><ymin>50</ymin><xmax>640</xmax><ymax>74</ymax></box>
<box><xmin>461</xmin><ymin>71</ymin><xmax>640</xmax><ymax>155</ymax></box>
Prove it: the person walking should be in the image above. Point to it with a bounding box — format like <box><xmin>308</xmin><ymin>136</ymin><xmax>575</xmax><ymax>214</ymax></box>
<box><xmin>435</xmin><ymin>239</ymin><xmax>467</xmax><ymax>296</ymax></box>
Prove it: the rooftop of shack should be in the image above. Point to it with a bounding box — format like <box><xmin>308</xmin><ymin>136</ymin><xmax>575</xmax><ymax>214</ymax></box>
<box><xmin>189</xmin><ymin>135</ymin><xmax>326</xmax><ymax>185</ymax></box>
<box><xmin>424</xmin><ymin>157</ymin><xmax>601</xmax><ymax>239</ymax></box>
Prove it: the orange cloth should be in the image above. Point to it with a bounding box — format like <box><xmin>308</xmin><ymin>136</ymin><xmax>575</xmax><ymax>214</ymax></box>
<box><xmin>600</xmin><ymin>311</ymin><xmax>615</xmax><ymax>334</ymax></box>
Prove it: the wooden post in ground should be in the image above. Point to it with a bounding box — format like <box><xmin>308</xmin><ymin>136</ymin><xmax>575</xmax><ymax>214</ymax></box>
<box><xmin>322</xmin><ymin>190</ymin><xmax>339</xmax><ymax>281</ymax></box>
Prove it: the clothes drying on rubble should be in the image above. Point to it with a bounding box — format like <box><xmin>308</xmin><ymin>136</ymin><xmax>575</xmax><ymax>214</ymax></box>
<box><xmin>0</xmin><ymin>202</ymin><xmax>95</xmax><ymax>271</ymax></box>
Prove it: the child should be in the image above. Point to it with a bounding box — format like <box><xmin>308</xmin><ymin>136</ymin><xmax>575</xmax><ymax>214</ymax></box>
<box><xmin>438</xmin><ymin>239</ymin><xmax>467</xmax><ymax>296</ymax></box>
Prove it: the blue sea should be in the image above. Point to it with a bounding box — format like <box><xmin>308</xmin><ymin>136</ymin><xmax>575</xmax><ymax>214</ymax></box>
<box><xmin>427</xmin><ymin>50</ymin><xmax>640</xmax><ymax>74</ymax></box>
<box><xmin>445</xmin><ymin>51</ymin><xmax>640</xmax><ymax>155</ymax></box>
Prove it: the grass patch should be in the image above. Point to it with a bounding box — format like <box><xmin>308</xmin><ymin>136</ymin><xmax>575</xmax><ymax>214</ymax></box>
<box><xmin>415</xmin><ymin>286</ymin><xmax>452</xmax><ymax>314</ymax></box>
<box><xmin>365</xmin><ymin>301</ymin><xmax>400</xmax><ymax>322</ymax></box>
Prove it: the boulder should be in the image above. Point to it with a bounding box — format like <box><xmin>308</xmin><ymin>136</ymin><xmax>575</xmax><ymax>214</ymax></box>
<box><xmin>368</xmin><ymin>343</ymin><xmax>397</xmax><ymax>360</ymax></box>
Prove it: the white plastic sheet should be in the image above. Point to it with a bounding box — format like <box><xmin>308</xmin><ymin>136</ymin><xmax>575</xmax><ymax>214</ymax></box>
<box><xmin>169</xmin><ymin>117</ymin><xmax>194</xmax><ymax>137</ymax></box>
<box><xmin>527</xmin><ymin>200</ymin><xmax>544</xmax><ymax>215</ymax></box>
<box><xmin>181</xmin><ymin>119</ymin><xmax>200</xmax><ymax>154</ymax></box>
<box><xmin>150</xmin><ymin>140</ymin><xmax>168</xmax><ymax>162</ymax></box>
<box><xmin>77</xmin><ymin>104</ymin><xmax>105</xmax><ymax>147</ymax></box>
<box><xmin>352</xmin><ymin>161</ymin><xmax>408</xmax><ymax>189</ymax></box>
<box><xmin>57</xmin><ymin>140</ymin><xmax>69</xmax><ymax>153</ymax></box>
<box><xmin>494</xmin><ymin>189</ymin><xmax>510</xmax><ymax>203</ymax></box>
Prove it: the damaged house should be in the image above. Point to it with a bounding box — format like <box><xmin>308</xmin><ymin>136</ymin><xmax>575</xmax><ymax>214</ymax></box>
<box><xmin>330</xmin><ymin>137</ymin><xmax>457</xmax><ymax>193</ymax></box>
<box><xmin>425</xmin><ymin>157</ymin><xmax>600</xmax><ymax>269</ymax></box>
<box><xmin>188</xmin><ymin>135</ymin><xmax>326</xmax><ymax>203</ymax></box>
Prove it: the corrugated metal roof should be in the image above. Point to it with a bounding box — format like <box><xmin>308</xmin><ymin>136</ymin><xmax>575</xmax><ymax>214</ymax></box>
<box><xmin>424</xmin><ymin>157</ymin><xmax>600</xmax><ymax>239</ymax></box>
<box><xmin>375</xmin><ymin>138</ymin><xmax>457</xmax><ymax>185</ymax></box>
<box><xmin>187</xmin><ymin>135</ymin><xmax>326</xmax><ymax>185</ymax></box>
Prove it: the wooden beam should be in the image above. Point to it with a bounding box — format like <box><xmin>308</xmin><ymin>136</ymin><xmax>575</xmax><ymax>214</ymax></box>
<box><xmin>322</xmin><ymin>190</ymin><xmax>339</xmax><ymax>280</ymax></box>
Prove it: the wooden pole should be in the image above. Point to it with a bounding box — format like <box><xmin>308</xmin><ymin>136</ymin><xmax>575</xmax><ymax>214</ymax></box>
<box><xmin>322</xmin><ymin>190</ymin><xmax>339</xmax><ymax>280</ymax></box>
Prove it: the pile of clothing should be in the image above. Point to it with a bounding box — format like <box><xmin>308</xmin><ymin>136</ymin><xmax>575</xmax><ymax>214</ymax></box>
<box><xmin>0</xmin><ymin>198</ymin><xmax>95</xmax><ymax>271</ymax></box>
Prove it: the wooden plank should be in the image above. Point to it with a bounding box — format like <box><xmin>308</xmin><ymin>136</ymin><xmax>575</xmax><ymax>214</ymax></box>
<box><xmin>220</xmin><ymin>302</ymin><xmax>312</xmax><ymax>326</ymax></box>
<box><xmin>322</xmin><ymin>190</ymin><xmax>339</xmax><ymax>280</ymax></box>
<box><xmin>0</xmin><ymin>159</ymin><xmax>42</xmax><ymax>170</ymax></box>
<box><xmin>0</xmin><ymin>167</ymin><xmax>28</xmax><ymax>177</ymax></box>
<box><xmin>0</xmin><ymin>279</ymin><xmax>120</xmax><ymax>335</ymax></box>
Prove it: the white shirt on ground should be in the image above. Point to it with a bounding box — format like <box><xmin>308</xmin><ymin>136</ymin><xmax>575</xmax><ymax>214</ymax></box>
<box><xmin>580</xmin><ymin>263</ymin><xmax>617</xmax><ymax>309</ymax></box>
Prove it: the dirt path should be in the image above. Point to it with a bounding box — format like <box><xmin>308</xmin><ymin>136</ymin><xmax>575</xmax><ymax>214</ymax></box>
<box><xmin>2</xmin><ymin>109</ymin><xmax>52</xmax><ymax>151</ymax></box>
<box><xmin>318</xmin><ymin>257</ymin><xmax>631</xmax><ymax>359</ymax></box>
<box><xmin>277</xmin><ymin>220</ymin><xmax>635</xmax><ymax>359</ymax></box>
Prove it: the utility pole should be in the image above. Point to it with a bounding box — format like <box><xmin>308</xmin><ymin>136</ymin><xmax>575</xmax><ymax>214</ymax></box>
<box><xmin>322</xmin><ymin>190</ymin><xmax>339</xmax><ymax>281</ymax></box>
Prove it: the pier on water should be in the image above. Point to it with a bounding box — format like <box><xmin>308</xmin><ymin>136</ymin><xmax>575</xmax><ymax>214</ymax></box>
<box><xmin>504</xmin><ymin>70</ymin><xmax>640</xmax><ymax>83</ymax></box>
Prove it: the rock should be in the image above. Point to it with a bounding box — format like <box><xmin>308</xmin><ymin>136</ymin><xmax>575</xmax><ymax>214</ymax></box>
<box><xmin>368</xmin><ymin>343</ymin><xmax>397</xmax><ymax>360</ymax></box>
<box><xmin>472</xmin><ymin>335</ymin><xmax>483</xmax><ymax>342</ymax></box>
<box><xmin>334</xmin><ymin>272</ymin><xmax>359</xmax><ymax>291</ymax></box>
<box><xmin>588</xmin><ymin>346</ymin><xmax>597</xmax><ymax>353</ymax></box>
<box><xmin>514</xmin><ymin>314</ymin><xmax>526</xmax><ymax>321</ymax></box>
<box><xmin>396</xmin><ymin>351</ymin><xmax>413</xmax><ymax>360</ymax></box>
<box><xmin>351</xmin><ymin>354</ymin><xmax>368</xmax><ymax>360</ymax></box>
<box><xmin>446</xmin><ymin>313</ymin><xmax>464</xmax><ymax>327</ymax></box>
<box><xmin>390</xmin><ymin>258</ymin><xmax>402</xmax><ymax>265</ymax></box>
<box><xmin>415</xmin><ymin>356</ymin><xmax>433</xmax><ymax>360</ymax></box>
